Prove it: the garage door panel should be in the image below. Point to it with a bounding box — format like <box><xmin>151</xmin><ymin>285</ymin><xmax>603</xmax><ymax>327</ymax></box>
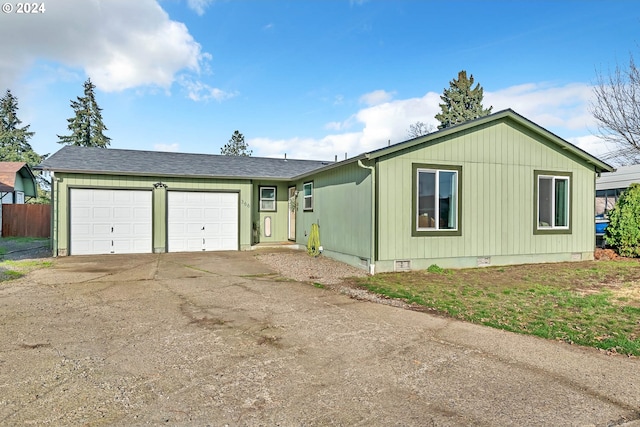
<box><xmin>168</xmin><ymin>191</ymin><xmax>238</xmax><ymax>252</ymax></box>
<box><xmin>70</xmin><ymin>189</ymin><xmax>152</xmax><ymax>255</ymax></box>
<box><xmin>92</xmin><ymin>207</ymin><xmax>111</xmax><ymax>219</ymax></box>
<box><xmin>221</xmin><ymin>208</ymin><xmax>236</xmax><ymax>220</ymax></box>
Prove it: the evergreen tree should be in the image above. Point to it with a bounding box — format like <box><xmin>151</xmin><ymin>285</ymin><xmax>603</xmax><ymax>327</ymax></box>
<box><xmin>220</xmin><ymin>130</ymin><xmax>252</xmax><ymax>156</ymax></box>
<box><xmin>0</xmin><ymin>89</ymin><xmax>42</xmax><ymax>166</ymax></box>
<box><xmin>435</xmin><ymin>70</ymin><xmax>493</xmax><ymax>129</ymax></box>
<box><xmin>0</xmin><ymin>89</ymin><xmax>50</xmax><ymax>202</ymax></box>
<box><xmin>605</xmin><ymin>183</ymin><xmax>640</xmax><ymax>257</ymax></box>
<box><xmin>58</xmin><ymin>78</ymin><xmax>111</xmax><ymax>147</ymax></box>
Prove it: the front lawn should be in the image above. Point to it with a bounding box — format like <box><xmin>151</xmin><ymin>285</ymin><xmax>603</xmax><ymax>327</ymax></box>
<box><xmin>350</xmin><ymin>260</ymin><xmax>640</xmax><ymax>356</ymax></box>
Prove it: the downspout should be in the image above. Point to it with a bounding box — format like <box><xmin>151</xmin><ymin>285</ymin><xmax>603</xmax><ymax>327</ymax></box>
<box><xmin>358</xmin><ymin>159</ymin><xmax>376</xmax><ymax>275</ymax></box>
<box><xmin>51</xmin><ymin>172</ymin><xmax>58</xmax><ymax>256</ymax></box>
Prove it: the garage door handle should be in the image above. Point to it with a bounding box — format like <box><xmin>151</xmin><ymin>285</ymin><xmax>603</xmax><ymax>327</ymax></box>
<box><xmin>111</xmin><ymin>227</ymin><xmax>114</xmax><ymax>233</ymax></box>
<box><xmin>201</xmin><ymin>226</ymin><xmax>205</xmax><ymax>230</ymax></box>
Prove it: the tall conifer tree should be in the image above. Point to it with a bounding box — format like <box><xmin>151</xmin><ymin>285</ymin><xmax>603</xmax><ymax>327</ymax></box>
<box><xmin>58</xmin><ymin>78</ymin><xmax>111</xmax><ymax>147</ymax></box>
<box><xmin>0</xmin><ymin>89</ymin><xmax>42</xmax><ymax>166</ymax></box>
<box><xmin>435</xmin><ymin>71</ymin><xmax>492</xmax><ymax>129</ymax></box>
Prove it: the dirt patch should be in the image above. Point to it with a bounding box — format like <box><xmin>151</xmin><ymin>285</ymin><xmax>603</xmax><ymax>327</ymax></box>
<box><xmin>595</xmin><ymin>248</ymin><xmax>620</xmax><ymax>260</ymax></box>
<box><xmin>1</xmin><ymin>252</ymin><xmax>640</xmax><ymax>425</ymax></box>
<box><xmin>255</xmin><ymin>249</ymin><xmax>368</xmax><ymax>285</ymax></box>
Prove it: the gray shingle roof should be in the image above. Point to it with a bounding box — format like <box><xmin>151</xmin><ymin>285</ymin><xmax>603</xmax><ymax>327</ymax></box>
<box><xmin>39</xmin><ymin>146</ymin><xmax>333</xmax><ymax>180</ymax></box>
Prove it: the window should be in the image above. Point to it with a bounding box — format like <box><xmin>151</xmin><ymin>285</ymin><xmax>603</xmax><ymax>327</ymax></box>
<box><xmin>535</xmin><ymin>171</ymin><xmax>571</xmax><ymax>233</ymax></box>
<box><xmin>303</xmin><ymin>182</ymin><xmax>313</xmax><ymax>211</ymax></box>
<box><xmin>259</xmin><ymin>186</ymin><xmax>276</xmax><ymax>211</ymax></box>
<box><xmin>412</xmin><ymin>164</ymin><xmax>461</xmax><ymax>236</ymax></box>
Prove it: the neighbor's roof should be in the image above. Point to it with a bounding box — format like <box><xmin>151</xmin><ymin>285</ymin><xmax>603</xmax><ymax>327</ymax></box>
<box><xmin>0</xmin><ymin>162</ymin><xmax>36</xmax><ymax>193</ymax></box>
<box><xmin>39</xmin><ymin>145</ymin><xmax>333</xmax><ymax>180</ymax></box>
<box><xmin>596</xmin><ymin>164</ymin><xmax>640</xmax><ymax>190</ymax></box>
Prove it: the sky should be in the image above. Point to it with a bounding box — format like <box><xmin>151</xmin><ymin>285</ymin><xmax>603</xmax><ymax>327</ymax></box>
<box><xmin>0</xmin><ymin>0</ymin><xmax>638</xmax><ymax>163</ymax></box>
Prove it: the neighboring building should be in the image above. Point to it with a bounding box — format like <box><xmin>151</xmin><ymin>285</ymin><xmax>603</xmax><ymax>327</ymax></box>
<box><xmin>594</xmin><ymin>164</ymin><xmax>640</xmax><ymax>246</ymax></box>
<box><xmin>39</xmin><ymin>109</ymin><xmax>613</xmax><ymax>273</ymax></box>
<box><xmin>0</xmin><ymin>162</ymin><xmax>38</xmax><ymax>236</ymax></box>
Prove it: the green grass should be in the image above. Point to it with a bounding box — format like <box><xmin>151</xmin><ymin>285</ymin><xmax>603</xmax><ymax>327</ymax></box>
<box><xmin>351</xmin><ymin>260</ymin><xmax>640</xmax><ymax>356</ymax></box>
<box><xmin>0</xmin><ymin>259</ymin><xmax>52</xmax><ymax>282</ymax></box>
<box><xmin>0</xmin><ymin>237</ymin><xmax>49</xmax><ymax>245</ymax></box>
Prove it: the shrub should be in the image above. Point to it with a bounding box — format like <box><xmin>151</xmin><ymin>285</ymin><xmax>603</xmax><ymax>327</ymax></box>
<box><xmin>427</xmin><ymin>264</ymin><xmax>445</xmax><ymax>273</ymax></box>
<box><xmin>605</xmin><ymin>183</ymin><xmax>640</xmax><ymax>257</ymax></box>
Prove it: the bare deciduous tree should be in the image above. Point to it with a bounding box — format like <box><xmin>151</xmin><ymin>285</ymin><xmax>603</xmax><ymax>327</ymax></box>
<box><xmin>407</xmin><ymin>121</ymin><xmax>434</xmax><ymax>139</ymax></box>
<box><xmin>591</xmin><ymin>54</ymin><xmax>640</xmax><ymax>164</ymax></box>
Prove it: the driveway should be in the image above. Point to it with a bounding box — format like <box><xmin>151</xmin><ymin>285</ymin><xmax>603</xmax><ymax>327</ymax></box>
<box><xmin>1</xmin><ymin>251</ymin><xmax>639</xmax><ymax>426</ymax></box>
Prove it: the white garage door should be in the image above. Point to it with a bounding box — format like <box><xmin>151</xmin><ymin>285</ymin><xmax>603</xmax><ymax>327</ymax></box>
<box><xmin>70</xmin><ymin>189</ymin><xmax>152</xmax><ymax>255</ymax></box>
<box><xmin>168</xmin><ymin>191</ymin><xmax>238</xmax><ymax>252</ymax></box>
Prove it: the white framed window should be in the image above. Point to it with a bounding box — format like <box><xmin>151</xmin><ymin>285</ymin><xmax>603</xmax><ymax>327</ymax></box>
<box><xmin>535</xmin><ymin>171</ymin><xmax>571</xmax><ymax>233</ymax></box>
<box><xmin>303</xmin><ymin>182</ymin><xmax>313</xmax><ymax>211</ymax></box>
<box><xmin>413</xmin><ymin>164</ymin><xmax>461</xmax><ymax>235</ymax></box>
<box><xmin>259</xmin><ymin>186</ymin><xmax>276</xmax><ymax>211</ymax></box>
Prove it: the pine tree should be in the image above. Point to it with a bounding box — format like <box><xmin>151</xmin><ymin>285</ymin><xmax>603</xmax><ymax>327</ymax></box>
<box><xmin>220</xmin><ymin>130</ymin><xmax>252</xmax><ymax>156</ymax></box>
<box><xmin>0</xmin><ymin>89</ymin><xmax>50</xmax><ymax>202</ymax></box>
<box><xmin>58</xmin><ymin>78</ymin><xmax>111</xmax><ymax>147</ymax></box>
<box><xmin>435</xmin><ymin>71</ymin><xmax>493</xmax><ymax>129</ymax></box>
<box><xmin>0</xmin><ymin>89</ymin><xmax>42</xmax><ymax>166</ymax></box>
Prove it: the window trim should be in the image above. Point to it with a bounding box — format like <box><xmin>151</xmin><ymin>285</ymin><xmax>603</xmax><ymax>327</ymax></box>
<box><xmin>411</xmin><ymin>163</ymin><xmax>462</xmax><ymax>237</ymax></box>
<box><xmin>533</xmin><ymin>170</ymin><xmax>572</xmax><ymax>235</ymax></box>
<box><xmin>259</xmin><ymin>186</ymin><xmax>277</xmax><ymax>212</ymax></box>
<box><xmin>303</xmin><ymin>181</ymin><xmax>313</xmax><ymax>211</ymax></box>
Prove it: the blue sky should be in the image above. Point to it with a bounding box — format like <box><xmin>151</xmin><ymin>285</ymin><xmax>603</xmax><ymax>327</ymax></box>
<box><xmin>0</xmin><ymin>0</ymin><xmax>638</xmax><ymax>162</ymax></box>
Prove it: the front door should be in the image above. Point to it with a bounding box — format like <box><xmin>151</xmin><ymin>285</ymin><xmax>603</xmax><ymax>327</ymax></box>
<box><xmin>288</xmin><ymin>186</ymin><xmax>296</xmax><ymax>240</ymax></box>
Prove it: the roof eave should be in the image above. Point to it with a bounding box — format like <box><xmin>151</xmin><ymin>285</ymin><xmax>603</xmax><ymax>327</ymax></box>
<box><xmin>42</xmin><ymin>167</ymin><xmax>300</xmax><ymax>181</ymax></box>
<box><xmin>291</xmin><ymin>154</ymin><xmax>368</xmax><ymax>180</ymax></box>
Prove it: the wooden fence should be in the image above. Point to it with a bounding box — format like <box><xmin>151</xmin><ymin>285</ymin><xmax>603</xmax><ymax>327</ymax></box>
<box><xmin>2</xmin><ymin>204</ymin><xmax>51</xmax><ymax>238</ymax></box>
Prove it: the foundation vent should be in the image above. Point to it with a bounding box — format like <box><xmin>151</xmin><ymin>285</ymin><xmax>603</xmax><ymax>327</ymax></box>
<box><xmin>395</xmin><ymin>260</ymin><xmax>411</xmax><ymax>272</ymax></box>
<box><xmin>571</xmin><ymin>253</ymin><xmax>582</xmax><ymax>261</ymax></box>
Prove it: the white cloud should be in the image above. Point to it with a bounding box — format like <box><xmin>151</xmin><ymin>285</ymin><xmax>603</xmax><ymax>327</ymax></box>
<box><xmin>0</xmin><ymin>0</ymin><xmax>207</xmax><ymax>92</ymax></box>
<box><xmin>250</xmin><ymin>133</ymin><xmax>363</xmax><ymax>161</ymax></box>
<box><xmin>155</xmin><ymin>143</ymin><xmax>181</xmax><ymax>152</ymax></box>
<box><xmin>178</xmin><ymin>76</ymin><xmax>238</xmax><ymax>102</ymax></box>
<box><xmin>359</xmin><ymin>89</ymin><xmax>396</xmax><ymax>106</ymax></box>
<box><xmin>187</xmin><ymin>0</ymin><xmax>214</xmax><ymax>16</ymax></box>
<box><xmin>251</xmin><ymin>91</ymin><xmax>441</xmax><ymax>160</ymax></box>
<box><xmin>250</xmin><ymin>82</ymin><xmax>603</xmax><ymax>163</ymax></box>
<box><xmin>324</xmin><ymin>122</ymin><xmax>344</xmax><ymax>131</ymax></box>
<box><xmin>566</xmin><ymin>134</ymin><xmax>612</xmax><ymax>159</ymax></box>
<box><xmin>485</xmin><ymin>82</ymin><xmax>595</xmax><ymax>131</ymax></box>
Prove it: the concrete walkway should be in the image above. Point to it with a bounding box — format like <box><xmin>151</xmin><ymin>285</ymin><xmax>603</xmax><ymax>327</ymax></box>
<box><xmin>1</xmin><ymin>251</ymin><xmax>639</xmax><ymax>426</ymax></box>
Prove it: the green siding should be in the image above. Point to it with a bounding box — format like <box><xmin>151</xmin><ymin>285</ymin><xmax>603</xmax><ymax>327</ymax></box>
<box><xmin>253</xmin><ymin>181</ymin><xmax>290</xmax><ymax>243</ymax></box>
<box><xmin>376</xmin><ymin>119</ymin><xmax>596</xmax><ymax>271</ymax></box>
<box><xmin>51</xmin><ymin>173</ymin><xmax>253</xmax><ymax>256</ymax></box>
<box><xmin>13</xmin><ymin>174</ymin><xmax>25</xmax><ymax>192</ymax></box>
<box><xmin>295</xmin><ymin>162</ymin><xmax>372</xmax><ymax>267</ymax></box>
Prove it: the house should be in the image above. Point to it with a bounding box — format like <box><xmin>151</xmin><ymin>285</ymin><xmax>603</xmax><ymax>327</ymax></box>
<box><xmin>0</xmin><ymin>162</ymin><xmax>38</xmax><ymax>204</ymax></box>
<box><xmin>0</xmin><ymin>162</ymin><xmax>38</xmax><ymax>236</ymax></box>
<box><xmin>39</xmin><ymin>109</ymin><xmax>613</xmax><ymax>273</ymax></box>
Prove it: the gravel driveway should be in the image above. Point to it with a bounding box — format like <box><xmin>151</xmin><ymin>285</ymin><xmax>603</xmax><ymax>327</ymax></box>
<box><xmin>1</xmin><ymin>249</ymin><xmax>639</xmax><ymax>426</ymax></box>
